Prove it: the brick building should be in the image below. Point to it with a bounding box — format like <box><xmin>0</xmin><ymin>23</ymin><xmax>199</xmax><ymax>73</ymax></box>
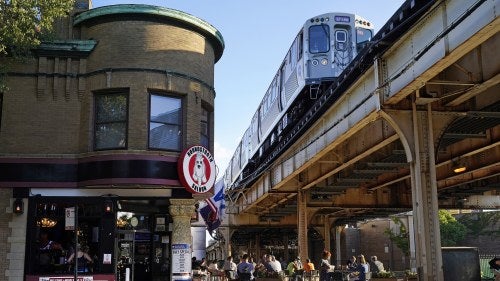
<box><xmin>0</xmin><ymin>2</ymin><xmax>224</xmax><ymax>281</ymax></box>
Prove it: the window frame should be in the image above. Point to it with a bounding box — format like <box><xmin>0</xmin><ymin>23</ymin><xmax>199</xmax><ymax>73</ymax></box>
<box><xmin>308</xmin><ymin>24</ymin><xmax>330</xmax><ymax>54</ymax></box>
<box><xmin>200</xmin><ymin>104</ymin><xmax>211</xmax><ymax>148</ymax></box>
<box><xmin>148</xmin><ymin>92</ymin><xmax>184</xmax><ymax>151</ymax></box>
<box><xmin>93</xmin><ymin>90</ymin><xmax>129</xmax><ymax>151</ymax></box>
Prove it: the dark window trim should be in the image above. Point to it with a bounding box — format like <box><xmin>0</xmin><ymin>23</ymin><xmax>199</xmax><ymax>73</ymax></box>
<box><xmin>93</xmin><ymin>89</ymin><xmax>129</xmax><ymax>151</ymax></box>
<box><xmin>147</xmin><ymin>91</ymin><xmax>184</xmax><ymax>152</ymax></box>
<box><xmin>0</xmin><ymin>92</ymin><xmax>3</xmax><ymax>132</ymax></box>
<box><xmin>200</xmin><ymin>102</ymin><xmax>212</xmax><ymax>148</ymax></box>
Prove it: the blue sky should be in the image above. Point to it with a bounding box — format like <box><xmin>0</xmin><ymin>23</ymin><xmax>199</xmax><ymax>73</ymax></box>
<box><xmin>92</xmin><ymin>0</ymin><xmax>406</xmax><ymax>175</ymax></box>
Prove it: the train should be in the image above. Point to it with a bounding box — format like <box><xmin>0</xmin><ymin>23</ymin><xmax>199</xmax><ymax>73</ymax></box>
<box><xmin>223</xmin><ymin>12</ymin><xmax>374</xmax><ymax>191</ymax></box>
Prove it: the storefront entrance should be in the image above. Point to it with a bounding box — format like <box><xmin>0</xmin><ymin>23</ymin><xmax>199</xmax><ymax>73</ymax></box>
<box><xmin>115</xmin><ymin>208</ymin><xmax>171</xmax><ymax>281</ymax></box>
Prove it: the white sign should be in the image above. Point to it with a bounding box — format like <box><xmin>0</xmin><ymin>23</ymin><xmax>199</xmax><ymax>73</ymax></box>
<box><xmin>177</xmin><ymin>145</ymin><xmax>216</xmax><ymax>194</ymax></box>
<box><xmin>65</xmin><ymin>207</ymin><xmax>75</xmax><ymax>230</ymax></box>
<box><xmin>103</xmin><ymin>253</ymin><xmax>112</xmax><ymax>264</ymax></box>
<box><xmin>171</xmin><ymin>243</ymin><xmax>191</xmax><ymax>274</ymax></box>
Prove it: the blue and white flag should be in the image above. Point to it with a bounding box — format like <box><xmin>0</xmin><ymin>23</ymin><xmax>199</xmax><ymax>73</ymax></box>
<box><xmin>200</xmin><ymin>179</ymin><xmax>225</xmax><ymax>233</ymax></box>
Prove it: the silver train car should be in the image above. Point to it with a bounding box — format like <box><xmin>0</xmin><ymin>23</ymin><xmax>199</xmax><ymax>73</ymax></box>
<box><xmin>224</xmin><ymin>12</ymin><xmax>374</xmax><ymax>189</ymax></box>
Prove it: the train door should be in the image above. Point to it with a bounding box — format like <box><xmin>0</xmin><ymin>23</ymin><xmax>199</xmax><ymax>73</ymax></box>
<box><xmin>332</xmin><ymin>25</ymin><xmax>353</xmax><ymax>76</ymax></box>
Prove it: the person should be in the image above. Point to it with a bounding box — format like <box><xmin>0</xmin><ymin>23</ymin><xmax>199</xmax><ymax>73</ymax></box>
<box><xmin>319</xmin><ymin>250</ymin><xmax>335</xmax><ymax>281</ymax></box>
<box><xmin>38</xmin><ymin>231</ymin><xmax>64</xmax><ymax>272</ymax></box>
<box><xmin>237</xmin><ymin>254</ymin><xmax>255</xmax><ymax>281</ymax></box>
<box><xmin>39</xmin><ymin>231</ymin><xmax>63</xmax><ymax>251</ymax></box>
<box><xmin>347</xmin><ymin>256</ymin><xmax>357</xmax><ymax>270</ymax></box>
<box><xmin>287</xmin><ymin>257</ymin><xmax>303</xmax><ymax>280</ymax></box>
<box><xmin>303</xmin><ymin>258</ymin><xmax>315</xmax><ymax>273</ymax></box>
<box><xmin>67</xmin><ymin>245</ymin><xmax>93</xmax><ymax>273</ymax></box>
<box><xmin>269</xmin><ymin>255</ymin><xmax>282</xmax><ymax>273</ymax></box>
<box><xmin>369</xmin><ymin>256</ymin><xmax>384</xmax><ymax>274</ymax></box>
<box><xmin>489</xmin><ymin>257</ymin><xmax>500</xmax><ymax>281</ymax></box>
<box><xmin>353</xmin><ymin>255</ymin><xmax>369</xmax><ymax>281</ymax></box>
<box><xmin>223</xmin><ymin>256</ymin><xmax>237</xmax><ymax>280</ymax></box>
<box><xmin>208</xmin><ymin>259</ymin><xmax>222</xmax><ymax>278</ymax></box>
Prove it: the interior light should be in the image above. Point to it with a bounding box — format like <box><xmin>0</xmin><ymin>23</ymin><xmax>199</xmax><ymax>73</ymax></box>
<box><xmin>104</xmin><ymin>199</ymin><xmax>113</xmax><ymax>213</ymax></box>
<box><xmin>452</xmin><ymin>159</ymin><xmax>467</xmax><ymax>173</ymax></box>
<box><xmin>37</xmin><ymin>218</ymin><xmax>57</xmax><ymax>228</ymax></box>
<box><xmin>453</xmin><ymin>166</ymin><xmax>467</xmax><ymax>173</ymax></box>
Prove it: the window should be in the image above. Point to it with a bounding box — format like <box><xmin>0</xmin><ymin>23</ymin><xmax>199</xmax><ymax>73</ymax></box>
<box><xmin>149</xmin><ymin>94</ymin><xmax>182</xmax><ymax>151</ymax></box>
<box><xmin>94</xmin><ymin>92</ymin><xmax>128</xmax><ymax>150</ymax></box>
<box><xmin>356</xmin><ymin>27</ymin><xmax>373</xmax><ymax>52</ymax></box>
<box><xmin>201</xmin><ymin>106</ymin><xmax>210</xmax><ymax>148</ymax></box>
<box><xmin>335</xmin><ymin>30</ymin><xmax>348</xmax><ymax>51</ymax></box>
<box><xmin>26</xmin><ymin>198</ymin><xmax>115</xmax><ymax>275</ymax></box>
<box><xmin>309</xmin><ymin>24</ymin><xmax>330</xmax><ymax>53</ymax></box>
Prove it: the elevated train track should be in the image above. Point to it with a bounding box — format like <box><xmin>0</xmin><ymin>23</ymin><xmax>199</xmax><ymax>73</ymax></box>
<box><xmin>226</xmin><ymin>0</ymin><xmax>499</xmax><ymax>223</ymax></box>
<box><xmin>223</xmin><ymin>0</ymin><xmax>499</xmax><ymax>279</ymax></box>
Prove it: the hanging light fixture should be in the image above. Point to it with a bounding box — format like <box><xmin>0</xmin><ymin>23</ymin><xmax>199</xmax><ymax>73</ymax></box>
<box><xmin>13</xmin><ymin>198</ymin><xmax>24</xmax><ymax>214</ymax></box>
<box><xmin>37</xmin><ymin>217</ymin><xmax>57</xmax><ymax>228</ymax></box>
<box><xmin>452</xmin><ymin>158</ymin><xmax>467</xmax><ymax>173</ymax></box>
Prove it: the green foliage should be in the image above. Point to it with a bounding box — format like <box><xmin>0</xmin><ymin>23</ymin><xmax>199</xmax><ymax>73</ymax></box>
<box><xmin>0</xmin><ymin>0</ymin><xmax>75</xmax><ymax>57</ymax></box>
<box><xmin>458</xmin><ymin>211</ymin><xmax>500</xmax><ymax>236</ymax></box>
<box><xmin>384</xmin><ymin>217</ymin><xmax>410</xmax><ymax>256</ymax></box>
<box><xmin>372</xmin><ymin>270</ymin><xmax>395</xmax><ymax>278</ymax></box>
<box><xmin>439</xmin><ymin>210</ymin><xmax>467</xmax><ymax>246</ymax></box>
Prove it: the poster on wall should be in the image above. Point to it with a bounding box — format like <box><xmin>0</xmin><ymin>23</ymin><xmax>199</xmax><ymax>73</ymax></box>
<box><xmin>171</xmin><ymin>243</ymin><xmax>191</xmax><ymax>274</ymax></box>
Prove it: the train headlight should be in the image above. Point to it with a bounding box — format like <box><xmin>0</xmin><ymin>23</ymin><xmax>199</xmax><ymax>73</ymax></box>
<box><xmin>321</xmin><ymin>58</ymin><xmax>328</xmax><ymax>65</ymax></box>
<box><xmin>312</xmin><ymin>59</ymin><xmax>319</xmax><ymax>66</ymax></box>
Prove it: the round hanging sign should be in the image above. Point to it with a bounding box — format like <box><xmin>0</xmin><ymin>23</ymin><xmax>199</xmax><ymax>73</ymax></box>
<box><xmin>177</xmin><ymin>145</ymin><xmax>216</xmax><ymax>194</ymax></box>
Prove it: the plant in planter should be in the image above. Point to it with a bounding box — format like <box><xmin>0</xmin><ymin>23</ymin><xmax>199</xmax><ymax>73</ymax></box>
<box><xmin>371</xmin><ymin>270</ymin><xmax>397</xmax><ymax>281</ymax></box>
<box><xmin>404</xmin><ymin>269</ymin><xmax>418</xmax><ymax>280</ymax></box>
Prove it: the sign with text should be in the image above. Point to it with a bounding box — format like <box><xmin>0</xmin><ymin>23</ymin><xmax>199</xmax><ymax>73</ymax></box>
<box><xmin>39</xmin><ymin>277</ymin><xmax>93</xmax><ymax>281</ymax></box>
<box><xmin>177</xmin><ymin>145</ymin><xmax>216</xmax><ymax>194</ymax></box>
<box><xmin>64</xmin><ymin>207</ymin><xmax>75</xmax><ymax>230</ymax></box>
<box><xmin>171</xmin><ymin>243</ymin><xmax>191</xmax><ymax>274</ymax></box>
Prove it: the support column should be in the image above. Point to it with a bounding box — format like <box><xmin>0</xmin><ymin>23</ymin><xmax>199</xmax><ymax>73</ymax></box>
<box><xmin>335</xmin><ymin>226</ymin><xmax>342</xmax><ymax>266</ymax></box>
<box><xmin>297</xmin><ymin>190</ymin><xmax>308</xmax><ymax>260</ymax></box>
<box><xmin>323</xmin><ymin>216</ymin><xmax>331</xmax><ymax>253</ymax></box>
<box><xmin>169</xmin><ymin>198</ymin><xmax>196</xmax><ymax>281</ymax></box>
<box><xmin>410</xmin><ymin>104</ymin><xmax>443</xmax><ymax>281</ymax></box>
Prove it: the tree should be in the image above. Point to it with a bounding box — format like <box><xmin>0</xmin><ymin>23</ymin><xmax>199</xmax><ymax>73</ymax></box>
<box><xmin>384</xmin><ymin>217</ymin><xmax>410</xmax><ymax>256</ymax></box>
<box><xmin>458</xmin><ymin>211</ymin><xmax>500</xmax><ymax>236</ymax></box>
<box><xmin>0</xmin><ymin>0</ymin><xmax>75</xmax><ymax>57</ymax></box>
<box><xmin>385</xmin><ymin>210</ymin><xmax>469</xmax><ymax>254</ymax></box>
<box><xmin>438</xmin><ymin>210</ymin><xmax>467</xmax><ymax>246</ymax></box>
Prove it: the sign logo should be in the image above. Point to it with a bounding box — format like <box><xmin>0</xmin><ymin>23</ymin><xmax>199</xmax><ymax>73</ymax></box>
<box><xmin>178</xmin><ymin>145</ymin><xmax>216</xmax><ymax>194</ymax></box>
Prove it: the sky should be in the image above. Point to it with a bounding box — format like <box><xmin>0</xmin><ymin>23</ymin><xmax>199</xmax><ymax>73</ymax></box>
<box><xmin>92</xmin><ymin>0</ymin><xmax>406</xmax><ymax>177</ymax></box>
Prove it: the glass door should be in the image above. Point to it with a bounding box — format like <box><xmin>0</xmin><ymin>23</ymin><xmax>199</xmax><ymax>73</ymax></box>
<box><xmin>116</xmin><ymin>230</ymin><xmax>152</xmax><ymax>281</ymax></box>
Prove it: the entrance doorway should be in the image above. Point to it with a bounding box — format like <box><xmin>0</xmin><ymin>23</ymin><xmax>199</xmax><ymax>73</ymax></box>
<box><xmin>115</xmin><ymin>204</ymin><xmax>170</xmax><ymax>281</ymax></box>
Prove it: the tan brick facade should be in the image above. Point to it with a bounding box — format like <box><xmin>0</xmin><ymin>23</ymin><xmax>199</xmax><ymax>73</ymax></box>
<box><xmin>0</xmin><ymin>4</ymin><xmax>223</xmax><ymax>281</ymax></box>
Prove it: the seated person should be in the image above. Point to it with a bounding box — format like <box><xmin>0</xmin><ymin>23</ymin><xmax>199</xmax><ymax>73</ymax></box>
<box><xmin>67</xmin><ymin>245</ymin><xmax>93</xmax><ymax>273</ymax></box>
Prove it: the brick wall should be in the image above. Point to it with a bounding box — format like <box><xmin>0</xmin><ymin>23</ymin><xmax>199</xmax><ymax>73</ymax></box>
<box><xmin>0</xmin><ymin>189</ymin><xmax>12</xmax><ymax>281</ymax></box>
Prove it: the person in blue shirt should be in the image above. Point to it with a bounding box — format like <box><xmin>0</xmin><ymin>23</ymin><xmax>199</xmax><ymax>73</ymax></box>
<box><xmin>237</xmin><ymin>254</ymin><xmax>255</xmax><ymax>281</ymax></box>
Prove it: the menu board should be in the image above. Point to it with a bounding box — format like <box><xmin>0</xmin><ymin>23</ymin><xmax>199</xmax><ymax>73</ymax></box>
<box><xmin>171</xmin><ymin>243</ymin><xmax>191</xmax><ymax>274</ymax></box>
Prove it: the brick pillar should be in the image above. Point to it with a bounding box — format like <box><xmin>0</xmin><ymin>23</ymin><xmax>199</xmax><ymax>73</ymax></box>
<box><xmin>169</xmin><ymin>199</ymin><xmax>196</xmax><ymax>281</ymax></box>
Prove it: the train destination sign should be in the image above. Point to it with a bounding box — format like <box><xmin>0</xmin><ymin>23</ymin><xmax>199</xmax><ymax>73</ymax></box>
<box><xmin>178</xmin><ymin>145</ymin><xmax>216</xmax><ymax>194</ymax></box>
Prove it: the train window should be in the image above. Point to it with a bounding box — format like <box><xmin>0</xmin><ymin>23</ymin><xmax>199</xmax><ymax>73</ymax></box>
<box><xmin>297</xmin><ymin>32</ymin><xmax>303</xmax><ymax>60</ymax></box>
<box><xmin>356</xmin><ymin>28</ymin><xmax>373</xmax><ymax>52</ymax></box>
<box><xmin>335</xmin><ymin>30</ymin><xmax>347</xmax><ymax>42</ymax></box>
<box><xmin>335</xmin><ymin>30</ymin><xmax>348</xmax><ymax>51</ymax></box>
<box><xmin>309</xmin><ymin>24</ymin><xmax>330</xmax><ymax>53</ymax></box>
